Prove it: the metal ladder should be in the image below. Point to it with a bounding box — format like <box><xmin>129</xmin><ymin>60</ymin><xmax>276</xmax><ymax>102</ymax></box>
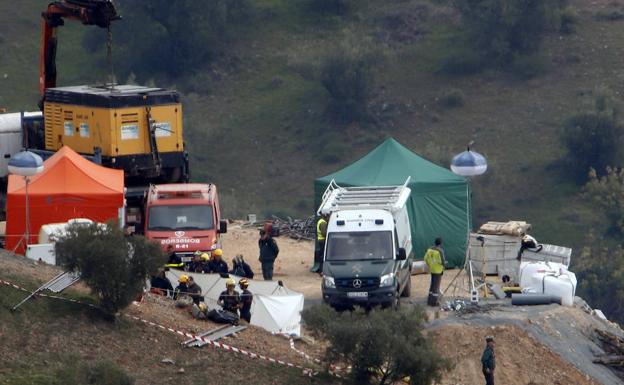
<box><xmin>318</xmin><ymin>177</ymin><xmax>411</xmax><ymax>213</ymax></box>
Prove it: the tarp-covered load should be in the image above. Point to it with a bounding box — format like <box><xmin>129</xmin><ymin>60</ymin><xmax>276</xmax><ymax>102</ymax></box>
<box><xmin>5</xmin><ymin>146</ymin><xmax>124</xmax><ymax>254</ymax></box>
<box><xmin>166</xmin><ymin>271</ymin><xmax>304</xmax><ymax>336</ymax></box>
<box><xmin>314</xmin><ymin>138</ymin><xmax>470</xmax><ymax>267</ymax></box>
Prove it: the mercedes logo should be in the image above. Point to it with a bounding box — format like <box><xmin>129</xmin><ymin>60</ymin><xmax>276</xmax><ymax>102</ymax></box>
<box><xmin>352</xmin><ymin>279</ymin><xmax>362</xmax><ymax>288</ymax></box>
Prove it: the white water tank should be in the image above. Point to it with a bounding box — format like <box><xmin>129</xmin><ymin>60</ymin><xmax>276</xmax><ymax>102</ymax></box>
<box><xmin>38</xmin><ymin>218</ymin><xmax>94</xmax><ymax>244</ymax></box>
<box><xmin>0</xmin><ymin>111</ymin><xmax>42</xmax><ymax>178</ymax></box>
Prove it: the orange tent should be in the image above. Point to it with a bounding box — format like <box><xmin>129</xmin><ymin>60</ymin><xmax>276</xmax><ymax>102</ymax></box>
<box><xmin>5</xmin><ymin>146</ymin><xmax>124</xmax><ymax>255</ymax></box>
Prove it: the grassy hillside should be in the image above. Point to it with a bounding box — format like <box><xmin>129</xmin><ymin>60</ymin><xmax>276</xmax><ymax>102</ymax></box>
<box><xmin>2</xmin><ymin>0</ymin><xmax>624</xmax><ymax>252</ymax></box>
<box><xmin>0</xmin><ymin>252</ymin><xmax>330</xmax><ymax>385</ymax></box>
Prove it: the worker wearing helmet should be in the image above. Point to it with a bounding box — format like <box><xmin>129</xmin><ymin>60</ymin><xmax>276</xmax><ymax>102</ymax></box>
<box><xmin>238</xmin><ymin>279</ymin><xmax>253</xmax><ymax>323</ymax></box>
<box><xmin>189</xmin><ymin>252</ymin><xmax>204</xmax><ymax>273</ymax></box>
<box><xmin>173</xmin><ymin>274</ymin><xmax>189</xmax><ymax>300</ymax></box>
<box><xmin>209</xmin><ymin>249</ymin><xmax>229</xmax><ymax>276</ymax></box>
<box><xmin>218</xmin><ymin>278</ymin><xmax>241</xmax><ymax>314</ymax></box>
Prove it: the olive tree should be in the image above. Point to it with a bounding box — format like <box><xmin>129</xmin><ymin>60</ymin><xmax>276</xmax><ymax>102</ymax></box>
<box><xmin>55</xmin><ymin>222</ymin><xmax>164</xmax><ymax>315</ymax></box>
<box><xmin>302</xmin><ymin>305</ymin><xmax>451</xmax><ymax>385</ymax></box>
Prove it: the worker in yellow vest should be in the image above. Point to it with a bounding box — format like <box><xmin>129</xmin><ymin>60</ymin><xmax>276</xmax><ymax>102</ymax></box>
<box><xmin>311</xmin><ymin>214</ymin><xmax>329</xmax><ymax>274</ymax></box>
<box><xmin>424</xmin><ymin>237</ymin><xmax>446</xmax><ymax>306</ymax></box>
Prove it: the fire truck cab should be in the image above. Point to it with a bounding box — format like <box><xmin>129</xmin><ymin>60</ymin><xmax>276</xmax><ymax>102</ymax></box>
<box><xmin>142</xmin><ymin>183</ymin><xmax>226</xmax><ymax>259</ymax></box>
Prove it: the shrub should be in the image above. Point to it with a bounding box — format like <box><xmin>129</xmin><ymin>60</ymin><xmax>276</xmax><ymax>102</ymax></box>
<box><xmin>561</xmin><ymin>106</ymin><xmax>623</xmax><ymax>182</ymax></box>
<box><xmin>437</xmin><ymin>89</ymin><xmax>465</xmax><ymax>109</ymax></box>
<box><xmin>595</xmin><ymin>9</ymin><xmax>624</xmax><ymax>21</ymax></box>
<box><xmin>558</xmin><ymin>5</ymin><xmax>579</xmax><ymax>34</ymax></box>
<box><xmin>55</xmin><ymin>222</ymin><xmax>164</xmax><ymax>315</ymax></box>
<box><xmin>584</xmin><ymin>167</ymin><xmax>624</xmax><ymax>235</ymax></box>
<box><xmin>575</xmin><ymin>242</ymin><xmax>624</xmax><ymax>324</ymax></box>
<box><xmin>302</xmin><ymin>305</ymin><xmax>451</xmax><ymax>385</ymax></box>
<box><xmin>320</xmin><ymin>43</ymin><xmax>377</xmax><ymax>123</ymax></box>
<box><xmin>441</xmin><ymin>0</ymin><xmax>566</xmax><ymax>74</ymax></box>
<box><xmin>308</xmin><ymin>0</ymin><xmax>351</xmax><ymax>15</ymax></box>
<box><xmin>509</xmin><ymin>52</ymin><xmax>550</xmax><ymax>79</ymax></box>
<box><xmin>84</xmin><ymin>0</ymin><xmax>252</xmax><ymax>81</ymax></box>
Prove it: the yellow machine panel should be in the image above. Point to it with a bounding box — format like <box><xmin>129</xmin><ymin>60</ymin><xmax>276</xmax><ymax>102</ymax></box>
<box><xmin>43</xmin><ymin>85</ymin><xmax>183</xmax><ymax>157</ymax></box>
<box><xmin>41</xmin><ymin>85</ymin><xmax>188</xmax><ymax>182</ymax></box>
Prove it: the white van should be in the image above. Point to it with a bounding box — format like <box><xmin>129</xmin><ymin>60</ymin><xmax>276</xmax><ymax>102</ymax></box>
<box><xmin>318</xmin><ymin>180</ymin><xmax>413</xmax><ymax>309</ymax></box>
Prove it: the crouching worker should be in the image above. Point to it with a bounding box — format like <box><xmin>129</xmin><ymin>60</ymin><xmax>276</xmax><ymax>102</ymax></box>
<box><xmin>239</xmin><ymin>279</ymin><xmax>253</xmax><ymax>323</ymax></box>
<box><xmin>218</xmin><ymin>278</ymin><xmax>241</xmax><ymax>314</ymax></box>
<box><xmin>191</xmin><ymin>302</ymin><xmax>209</xmax><ymax>320</ymax></box>
<box><xmin>150</xmin><ymin>269</ymin><xmax>173</xmax><ymax>296</ymax></box>
<box><xmin>230</xmin><ymin>254</ymin><xmax>254</xmax><ymax>279</ymax></box>
<box><xmin>187</xmin><ymin>276</ymin><xmax>203</xmax><ymax>305</ymax></box>
<box><xmin>173</xmin><ymin>275</ymin><xmax>193</xmax><ymax>308</ymax></box>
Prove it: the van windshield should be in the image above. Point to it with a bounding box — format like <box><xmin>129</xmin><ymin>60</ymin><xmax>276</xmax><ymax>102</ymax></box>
<box><xmin>325</xmin><ymin>231</ymin><xmax>393</xmax><ymax>261</ymax></box>
<box><xmin>148</xmin><ymin>205</ymin><xmax>214</xmax><ymax>231</ymax></box>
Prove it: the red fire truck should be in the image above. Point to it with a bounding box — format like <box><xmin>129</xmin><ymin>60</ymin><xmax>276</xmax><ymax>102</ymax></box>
<box><xmin>126</xmin><ymin>183</ymin><xmax>227</xmax><ymax>259</ymax></box>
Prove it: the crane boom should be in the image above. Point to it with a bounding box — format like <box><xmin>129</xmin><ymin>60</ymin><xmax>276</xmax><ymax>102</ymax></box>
<box><xmin>39</xmin><ymin>0</ymin><xmax>120</xmax><ymax>96</ymax></box>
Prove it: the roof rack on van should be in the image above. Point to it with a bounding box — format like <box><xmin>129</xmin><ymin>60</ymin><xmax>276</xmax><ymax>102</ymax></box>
<box><xmin>317</xmin><ymin>177</ymin><xmax>411</xmax><ymax>215</ymax></box>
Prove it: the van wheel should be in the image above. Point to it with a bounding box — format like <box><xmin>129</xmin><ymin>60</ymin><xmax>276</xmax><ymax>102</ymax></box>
<box><xmin>401</xmin><ymin>276</ymin><xmax>411</xmax><ymax>298</ymax></box>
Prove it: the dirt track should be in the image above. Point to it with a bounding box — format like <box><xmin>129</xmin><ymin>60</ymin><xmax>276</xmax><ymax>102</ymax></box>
<box><xmin>220</xmin><ymin>222</ymin><xmax>460</xmax><ymax>306</ymax></box>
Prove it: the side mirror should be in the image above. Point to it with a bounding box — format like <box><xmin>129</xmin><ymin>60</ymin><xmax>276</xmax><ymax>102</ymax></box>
<box><xmin>397</xmin><ymin>248</ymin><xmax>407</xmax><ymax>261</ymax></box>
<box><xmin>219</xmin><ymin>220</ymin><xmax>228</xmax><ymax>234</ymax></box>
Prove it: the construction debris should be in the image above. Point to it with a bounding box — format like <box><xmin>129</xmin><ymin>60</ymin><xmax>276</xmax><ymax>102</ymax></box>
<box><xmin>183</xmin><ymin>324</ymin><xmax>247</xmax><ymax>348</ymax></box>
<box><xmin>593</xmin><ymin>328</ymin><xmax>624</xmax><ymax>379</ymax></box>
<box><xmin>245</xmin><ymin>215</ymin><xmax>316</xmax><ymax>241</ymax></box>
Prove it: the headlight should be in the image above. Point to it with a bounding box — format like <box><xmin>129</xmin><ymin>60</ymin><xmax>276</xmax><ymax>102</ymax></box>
<box><xmin>379</xmin><ymin>273</ymin><xmax>395</xmax><ymax>287</ymax></box>
<box><xmin>323</xmin><ymin>276</ymin><xmax>335</xmax><ymax>288</ymax></box>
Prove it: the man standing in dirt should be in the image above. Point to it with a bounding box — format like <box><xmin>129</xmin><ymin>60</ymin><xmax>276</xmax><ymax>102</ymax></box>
<box><xmin>424</xmin><ymin>237</ymin><xmax>445</xmax><ymax>306</ymax></box>
<box><xmin>258</xmin><ymin>229</ymin><xmax>279</xmax><ymax>280</ymax></box>
<box><xmin>481</xmin><ymin>336</ymin><xmax>496</xmax><ymax>385</ymax></box>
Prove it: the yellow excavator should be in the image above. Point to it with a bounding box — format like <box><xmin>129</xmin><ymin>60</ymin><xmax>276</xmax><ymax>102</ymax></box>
<box><xmin>23</xmin><ymin>0</ymin><xmax>189</xmax><ymax>184</ymax></box>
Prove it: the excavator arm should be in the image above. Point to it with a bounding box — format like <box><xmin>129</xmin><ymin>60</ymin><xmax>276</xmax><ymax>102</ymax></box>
<box><xmin>39</xmin><ymin>0</ymin><xmax>120</xmax><ymax>96</ymax></box>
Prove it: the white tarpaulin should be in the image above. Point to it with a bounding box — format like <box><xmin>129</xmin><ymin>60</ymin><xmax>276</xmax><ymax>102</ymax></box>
<box><xmin>251</xmin><ymin>294</ymin><xmax>303</xmax><ymax>336</ymax></box>
<box><xmin>165</xmin><ymin>270</ymin><xmax>305</xmax><ymax>336</ymax></box>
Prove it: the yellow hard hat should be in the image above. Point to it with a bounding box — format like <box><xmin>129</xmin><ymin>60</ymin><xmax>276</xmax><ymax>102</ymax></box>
<box><xmin>214</xmin><ymin>249</ymin><xmax>223</xmax><ymax>257</ymax></box>
<box><xmin>201</xmin><ymin>253</ymin><xmax>210</xmax><ymax>261</ymax></box>
<box><xmin>226</xmin><ymin>277</ymin><xmax>236</xmax><ymax>287</ymax></box>
<box><xmin>178</xmin><ymin>275</ymin><xmax>189</xmax><ymax>283</ymax></box>
<box><xmin>239</xmin><ymin>279</ymin><xmax>249</xmax><ymax>287</ymax></box>
<box><xmin>199</xmin><ymin>303</ymin><xmax>207</xmax><ymax>312</ymax></box>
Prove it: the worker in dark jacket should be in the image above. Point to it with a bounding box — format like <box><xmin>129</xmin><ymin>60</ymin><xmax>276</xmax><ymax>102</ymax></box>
<box><xmin>150</xmin><ymin>269</ymin><xmax>173</xmax><ymax>296</ymax></box>
<box><xmin>208</xmin><ymin>249</ymin><xmax>229</xmax><ymax>275</ymax></box>
<box><xmin>218</xmin><ymin>278</ymin><xmax>241</xmax><ymax>314</ymax></box>
<box><xmin>230</xmin><ymin>254</ymin><xmax>254</xmax><ymax>278</ymax></box>
<box><xmin>481</xmin><ymin>336</ymin><xmax>496</xmax><ymax>385</ymax></box>
<box><xmin>238</xmin><ymin>278</ymin><xmax>253</xmax><ymax>323</ymax></box>
<box><xmin>165</xmin><ymin>245</ymin><xmax>184</xmax><ymax>269</ymax></box>
<box><xmin>186</xmin><ymin>276</ymin><xmax>203</xmax><ymax>305</ymax></box>
<box><xmin>258</xmin><ymin>229</ymin><xmax>279</xmax><ymax>280</ymax></box>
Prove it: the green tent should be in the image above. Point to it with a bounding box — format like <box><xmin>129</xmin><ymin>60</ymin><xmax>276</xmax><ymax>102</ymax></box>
<box><xmin>314</xmin><ymin>138</ymin><xmax>470</xmax><ymax>267</ymax></box>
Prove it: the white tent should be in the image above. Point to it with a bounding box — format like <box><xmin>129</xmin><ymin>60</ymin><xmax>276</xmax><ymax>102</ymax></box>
<box><xmin>165</xmin><ymin>270</ymin><xmax>304</xmax><ymax>336</ymax></box>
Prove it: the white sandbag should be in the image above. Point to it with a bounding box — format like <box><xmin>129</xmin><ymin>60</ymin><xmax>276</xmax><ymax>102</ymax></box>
<box><xmin>519</xmin><ymin>261</ymin><xmax>577</xmax><ymax>306</ymax></box>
